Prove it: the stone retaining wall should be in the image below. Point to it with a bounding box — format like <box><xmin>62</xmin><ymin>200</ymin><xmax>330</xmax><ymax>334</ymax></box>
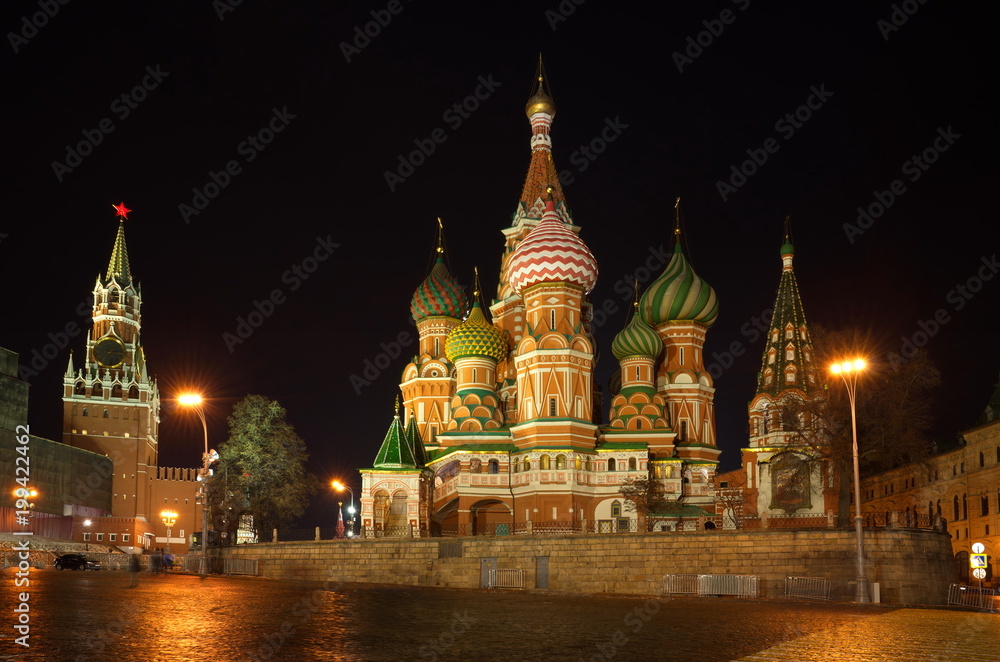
<box><xmin>213</xmin><ymin>528</ymin><xmax>957</xmax><ymax>605</ymax></box>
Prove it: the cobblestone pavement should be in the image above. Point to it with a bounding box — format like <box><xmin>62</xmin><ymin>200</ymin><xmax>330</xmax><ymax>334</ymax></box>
<box><xmin>734</xmin><ymin>607</ymin><xmax>999</xmax><ymax>662</ymax></box>
<box><xmin>1</xmin><ymin>569</ymin><xmax>997</xmax><ymax>661</ymax></box>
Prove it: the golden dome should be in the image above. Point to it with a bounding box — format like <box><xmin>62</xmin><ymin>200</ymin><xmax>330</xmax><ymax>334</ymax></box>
<box><xmin>525</xmin><ymin>89</ymin><xmax>556</xmax><ymax>118</ymax></box>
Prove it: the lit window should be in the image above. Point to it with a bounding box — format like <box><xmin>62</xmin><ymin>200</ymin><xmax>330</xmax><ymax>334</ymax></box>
<box><xmin>123</xmin><ymin>534</ymin><xmax>130</xmax><ymax>543</ymax></box>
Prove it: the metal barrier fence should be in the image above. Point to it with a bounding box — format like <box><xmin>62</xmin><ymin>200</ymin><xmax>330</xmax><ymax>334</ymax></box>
<box><xmin>223</xmin><ymin>558</ymin><xmax>259</xmax><ymax>576</ymax></box>
<box><xmin>663</xmin><ymin>574</ymin><xmax>700</xmax><ymax>595</ymax></box>
<box><xmin>785</xmin><ymin>576</ymin><xmax>832</xmax><ymax>600</ymax></box>
<box><xmin>664</xmin><ymin>574</ymin><xmax>759</xmax><ymax>598</ymax></box>
<box><xmin>947</xmin><ymin>584</ymin><xmax>997</xmax><ymax>611</ymax></box>
<box><xmin>488</xmin><ymin>569</ymin><xmax>524</xmax><ymax>589</ymax></box>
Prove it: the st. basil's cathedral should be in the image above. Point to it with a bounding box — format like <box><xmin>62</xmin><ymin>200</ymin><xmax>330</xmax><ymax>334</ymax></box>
<box><xmin>359</xmin><ymin>67</ymin><xmax>729</xmax><ymax>536</ymax></box>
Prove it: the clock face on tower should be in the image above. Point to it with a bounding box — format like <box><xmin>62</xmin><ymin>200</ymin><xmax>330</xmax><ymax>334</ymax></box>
<box><xmin>94</xmin><ymin>337</ymin><xmax>126</xmax><ymax>368</ymax></box>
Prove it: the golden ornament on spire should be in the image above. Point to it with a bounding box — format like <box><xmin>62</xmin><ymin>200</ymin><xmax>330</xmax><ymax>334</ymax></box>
<box><xmin>525</xmin><ymin>54</ymin><xmax>556</xmax><ymax>118</ymax></box>
<box><xmin>674</xmin><ymin>196</ymin><xmax>682</xmax><ymax>239</ymax></box>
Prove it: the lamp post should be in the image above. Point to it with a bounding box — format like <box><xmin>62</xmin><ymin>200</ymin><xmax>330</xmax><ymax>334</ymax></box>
<box><xmin>160</xmin><ymin>510</ymin><xmax>178</xmax><ymax>554</ymax></box>
<box><xmin>831</xmin><ymin>358</ymin><xmax>869</xmax><ymax>604</ymax></box>
<box><xmin>83</xmin><ymin>518</ymin><xmax>91</xmax><ymax>551</ymax></box>
<box><xmin>332</xmin><ymin>481</ymin><xmax>355</xmax><ymax>537</ymax></box>
<box><xmin>179</xmin><ymin>393</ymin><xmax>216</xmax><ymax>575</ymax></box>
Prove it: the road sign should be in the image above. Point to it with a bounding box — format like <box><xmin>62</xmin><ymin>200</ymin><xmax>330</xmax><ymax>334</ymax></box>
<box><xmin>971</xmin><ymin>542</ymin><xmax>985</xmax><ymax>554</ymax></box>
<box><xmin>970</xmin><ymin>554</ymin><xmax>987</xmax><ymax>569</ymax></box>
<box><xmin>972</xmin><ymin>568</ymin><xmax>986</xmax><ymax>580</ymax></box>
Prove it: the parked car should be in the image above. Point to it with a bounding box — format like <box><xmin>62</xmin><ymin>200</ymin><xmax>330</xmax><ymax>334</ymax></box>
<box><xmin>53</xmin><ymin>553</ymin><xmax>102</xmax><ymax>571</ymax></box>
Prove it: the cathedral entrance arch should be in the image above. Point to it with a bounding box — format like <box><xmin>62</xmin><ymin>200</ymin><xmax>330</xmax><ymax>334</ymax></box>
<box><xmin>470</xmin><ymin>499</ymin><xmax>512</xmax><ymax>536</ymax></box>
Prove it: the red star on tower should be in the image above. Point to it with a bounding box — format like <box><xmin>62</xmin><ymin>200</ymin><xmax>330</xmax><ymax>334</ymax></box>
<box><xmin>112</xmin><ymin>202</ymin><xmax>131</xmax><ymax>219</ymax></box>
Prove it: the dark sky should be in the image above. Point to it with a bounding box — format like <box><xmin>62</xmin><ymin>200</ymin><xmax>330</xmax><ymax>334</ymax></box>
<box><xmin>3</xmin><ymin>1</ymin><xmax>995</xmax><ymax>522</ymax></box>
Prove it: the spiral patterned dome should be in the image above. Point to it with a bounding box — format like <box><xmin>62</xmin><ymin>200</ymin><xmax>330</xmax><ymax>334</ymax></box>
<box><xmin>410</xmin><ymin>257</ymin><xmax>468</xmax><ymax>322</ymax></box>
<box><xmin>611</xmin><ymin>311</ymin><xmax>662</xmax><ymax>360</ymax></box>
<box><xmin>506</xmin><ymin>200</ymin><xmax>598</xmax><ymax>295</ymax></box>
<box><xmin>639</xmin><ymin>241</ymin><xmax>718</xmax><ymax>327</ymax></box>
<box><xmin>445</xmin><ymin>303</ymin><xmax>506</xmax><ymax>363</ymax></box>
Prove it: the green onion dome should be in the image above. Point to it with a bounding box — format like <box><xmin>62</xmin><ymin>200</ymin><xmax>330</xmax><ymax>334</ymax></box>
<box><xmin>611</xmin><ymin>312</ymin><xmax>662</xmax><ymax>361</ymax></box>
<box><xmin>639</xmin><ymin>242</ymin><xmax>718</xmax><ymax>327</ymax></box>
<box><xmin>410</xmin><ymin>257</ymin><xmax>468</xmax><ymax>322</ymax></box>
<box><xmin>445</xmin><ymin>303</ymin><xmax>506</xmax><ymax>363</ymax></box>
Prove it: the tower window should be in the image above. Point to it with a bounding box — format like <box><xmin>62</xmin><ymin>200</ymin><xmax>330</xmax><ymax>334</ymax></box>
<box><xmin>635</xmin><ymin>366</ymin><xmax>640</xmax><ymax>381</ymax></box>
<box><xmin>541</xmin><ymin>455</ymin><xmax>550</xmax><ymax>470</ymax></box>
<box><xmin>550</xmin><ymin>310</ymin><xmax>555</xmax><ymax>330</ymax></box>
<box><xmin>549</xmin><ymin>398</ymin><xmax>557</xmax><ymax>417</ymax></box>
<box><xmin>679</xmin><ymin>347</ymin><xmax>685</xmax><ymax>365</ymax></box>
<box><xmin>628</xmin><ymin>457</ymin><xmax>636</xmax><ymax>471</ymax></box>
<box><xmin>680</xmin><ymin>421</ymin><xmax>687</xmax><ymax>441</ymax></box>
<box><xmin>82</xmin><ymin>408</ymin><xmax>88</xmax><ymax>417</ymax></box>
<box><xmin>103</xmin><ymin>409</ymin><xmax>109</xmax><ymax>418</ymax></box>
<box><xmin>611</xmin><ymin>500</ymin><xmax>622</xmax><ymax>517</ymax></box>
<box><xmin>608</xmin><ymin>458</ymin><xmax>617</xmax><ymax>472</ymax></box>
<box><xmin>488</xmin><ymin>459</ymin><xmax>499</xmax><ymax>474</ymax></box>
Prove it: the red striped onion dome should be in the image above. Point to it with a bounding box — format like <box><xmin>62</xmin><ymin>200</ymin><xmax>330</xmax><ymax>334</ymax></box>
<box><xmin>410</xmin><ymin>257</ymin><xmax>468</xmax><ymax>322</ymax></box>
<box><xmin>506</xmin><ymin>201</ymin><xmax>598</xmax><ymax>295</ymax></box>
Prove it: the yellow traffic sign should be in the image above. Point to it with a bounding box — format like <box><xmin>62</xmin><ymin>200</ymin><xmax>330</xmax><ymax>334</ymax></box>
<box><xmin>970</xmin><ymin>554</ymin><xmax>987</xmax><ymax>569</ymax></box>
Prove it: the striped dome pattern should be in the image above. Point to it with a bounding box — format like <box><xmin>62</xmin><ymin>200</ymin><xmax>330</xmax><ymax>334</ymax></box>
<box><xmin>445</xmin><ymin>303</ymin><xmax>506</xmax><ymax>363</ymax></box>
<box><xmin>639</xmin><ymin>242</ymin><xmax>718</xmax><ymax>327</ymax></box>
<box><xmin>410</xmin><ymin>258</ymin><xmax>468</xmax><ymax>322</ymax></box>
<box><xmin>506</xmin><ymin>201</ymin><xmax>598</xmax><ymax>295</ymax></box>
<box><xmin>611</xmin><ymin>312</ymin><xmax>662</xmax><ymax>360</ymax></box>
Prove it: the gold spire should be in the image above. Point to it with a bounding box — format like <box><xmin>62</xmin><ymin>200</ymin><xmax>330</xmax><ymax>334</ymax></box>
<box><xmin>473</xmin><ymin>266</ymin><xmax>481</xmax><ymax>299</ymax></box>
<box><xmin>632</xmin><ymin>277</ymin><xmax>640</xmax><ymax>312</ymax></box>
<box><xmin>436</xmin><ymin>217</ymin><xmax>444</xmax><ymax>255</ymax></box>
<box><xmin>525</xmin><ymin>54</ymin><xmax>556</xmax><ymax>118</ymax></box>
<box><xmin>783</xmin><ymin>215</ymin><xmax>792</xmax><ymax>243</ymax></box>
<box><xmin>394</xmin><ymin>395</ymin><xmax>400</xmax><ymax>418</ymax></box>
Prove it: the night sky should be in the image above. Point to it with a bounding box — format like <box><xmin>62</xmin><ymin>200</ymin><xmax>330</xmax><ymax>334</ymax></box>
<box><xmin>3</xmin><ymin>1</ymin><xmax>995</xmax><ymax>523</ymax></box>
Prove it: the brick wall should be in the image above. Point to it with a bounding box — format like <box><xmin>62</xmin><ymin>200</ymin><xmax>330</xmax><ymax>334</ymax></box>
<box><xmin>215</xmin><ymin>528</ymin><xmax>957</xmax><ymax>605</ymax></box>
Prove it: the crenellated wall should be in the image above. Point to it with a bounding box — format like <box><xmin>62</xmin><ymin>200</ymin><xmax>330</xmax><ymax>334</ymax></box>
<box><xmin>213</xmin><ymin>528</ymin><xmax>957</xmax><ymax>605</ymax></box>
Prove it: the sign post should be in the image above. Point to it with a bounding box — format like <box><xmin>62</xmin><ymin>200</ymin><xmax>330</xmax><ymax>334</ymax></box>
<box><xmin>970</xmin><ymin>542</ymin><xmax>987</xmax><ymax>589</ymax></box>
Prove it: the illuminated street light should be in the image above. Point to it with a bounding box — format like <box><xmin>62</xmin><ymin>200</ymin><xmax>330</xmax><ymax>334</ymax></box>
<box><xmin>179</xmin><ymin>392</ymin><xmax>216</xmax><ymax>575</ymax></box>
<box><xmin>332</xmin><ymin>481</ymin><xmax>355</xmax><ymax>537</ymax></box>
<box><xmin>830</xmin><ymin>358</ymin><xmax>869</xmax><ymax>604</ymax></box>
<box><xmin>160</xmin><ymin>510</ymin><xmax>178</xmax><ymax>554</ymax></box>
<box><xmin>84</xmin><ymin>518</ymin><xmax>91</xmax><ymax>551</ymax></box>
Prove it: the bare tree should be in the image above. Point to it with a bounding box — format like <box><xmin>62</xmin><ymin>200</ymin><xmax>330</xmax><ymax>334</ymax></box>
<box><xmin>716</xmin><ymin>472</ymin><xmax>748</xmax><ymax>529</ymax></box>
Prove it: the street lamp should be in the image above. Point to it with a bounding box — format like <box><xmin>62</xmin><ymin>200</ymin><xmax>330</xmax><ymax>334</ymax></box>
<box><xmin>831</xmin><ymin>358</ymin><xmax>869</xmax><ymax>604</ymax></box>
<box><xmin>160</xmin><ymin>510</ymin><xmax>178</xmax><ymax>554</ymax></box>
<box><xmin>332</xmin><ymin>481</ymin><xmax>355</xmax><ymax>537</ymax></box>
<box><xmin>179</xmin><ymin>393</ymin><xmax>217</xmax><ymax>575</ymax></box>
<box><xmin>83</xmin><ymin>519</ymin><xmax>91</xmax><ymax>551</ymax></box>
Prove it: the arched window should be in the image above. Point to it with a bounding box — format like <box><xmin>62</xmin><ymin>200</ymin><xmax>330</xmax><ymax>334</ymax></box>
<box><xmin>636</xmin><ymin>419</ymin><xmax>643</xmax><ymax>430</ymax></box>
<box><xmin>522</xmin><ymin>458</ymin><xmax>530</xmax><ymax>472</ymax></box>
<box><xmin>540</xmin><ymin>455</ymin><xmax>550</xmax><ymax>470</ymax></box>
<box><xmin>128</xmin><ymin>385</ymin><xmax>139</xmax><ymax>400</ymax></box>
<box><xmin>488</xmin><ymin>459</ymin><xmax>499</xmax><ymax>474</ymax></box>
<box><xmin>75</xmin><ymin>381</ymin><xmax>86</xmax><ymax>395</ymax></box>
<box><xmin>82</xmin><ymin>408</ymin><xmax>88</xmax><ymax>417</ymax></box>
<box><xmin>680</xmin><ymin>421</ymin><xmax>688</xmax><ymax>441</ymax></box>
<box><xmin>982</xmin><ymin>495</ymin><xmax>989</xmax><ymax>517</ymax></box>
<box><xmin>980</xmin><ymin>452</ymin><xmax>985</xmax><ymax>468</ymax></box>
<box><xmin>555</xmin><ymin>455</ymin><xmax>566</xmax><ymax>470</ymax></box>
<box><xmin>608</xmin><ymin>458</ymin><xmax>617</xmax><ymax>472</ymax></box>
<box><xmin>611</xmin><ymin>500</ymin><xmax>622</xmax><ymax>517</ymax></box>
<box><xmin>470</xmin><ymin>458</ymin><xmax>482</xmax><ymax>473</ymax></box>
<box><xmin>628</xmin><ymin>457</ymin><xmax>636</xmax><ymax>471</ymax></box>
<box><xmin>962</xmin><ymin>493</ymin><xmax>968</xmax><ymax>520</ymax></box>
<box><xmin>953</xmin><ymin>495</ymin><xmax>960</xmax><ymax>521</ymax></box>
<box><xmin>111</xmin><ymin>384</ymin><xmax>122</xmax><ymax>399</ymax></box>
<box><xmin>92</xmin><ymin>383</ymin><xmax>102</xmax><ymax>397</ymax></box>
<box><xmin>103</xmin><ymin>409</ymin><xmax>109</xmax><ymax>419</ymax></box>
<box><xmin>574</xmin><ymin>456</ymin><xmax>582</xmax><ymax>470</ymax></box>
<box><xmin>585</xmin><ymin>457</ymin><xmax>592</xmax><ymax>472</ymax></box>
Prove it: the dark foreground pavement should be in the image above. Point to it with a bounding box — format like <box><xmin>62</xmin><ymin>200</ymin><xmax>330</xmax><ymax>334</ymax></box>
<box><xmin>1</xmin><ymin>568</ymin><xmax>996</xmax><ymax>661</ymax></box>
